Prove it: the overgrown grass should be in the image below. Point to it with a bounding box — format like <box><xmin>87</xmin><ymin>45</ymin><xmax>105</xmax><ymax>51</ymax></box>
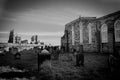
<box><xmin>0</xmin><ymin>50</ymin><xmax>111</xmax><ymax>80</ymax></box>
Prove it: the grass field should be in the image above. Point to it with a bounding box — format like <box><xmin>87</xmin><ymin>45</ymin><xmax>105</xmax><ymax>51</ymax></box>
<box><xmin>0</xmin><ymin>49</ymin><xmax>117</xmax><ymax>80</ymax></box>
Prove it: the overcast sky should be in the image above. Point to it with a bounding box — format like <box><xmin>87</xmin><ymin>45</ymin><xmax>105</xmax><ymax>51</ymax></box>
<box><xmin>0</xmin><ymin>0</ymin><xmax>120</xmax><ymax>45</ymax></box>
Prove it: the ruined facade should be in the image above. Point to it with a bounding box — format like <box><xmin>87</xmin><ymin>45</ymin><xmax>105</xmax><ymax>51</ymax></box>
<box><xmin>61</xmin><ymin>11</ymin><xmax>120</xmax><ymax>54</ymax></box>
<box><xmin>15</xmin><ymin>35</ymin><xmax>21</xmax><ymax>44</ymax></box>
<box><xmin>31</xmin><ymin>35</ymin><xmax>38</xmax><ymax>44</ymax></box>
<box><xmin>8</xmin><ymin>29</ymin><xmax>14</xmax><ymax>43</ymax></box>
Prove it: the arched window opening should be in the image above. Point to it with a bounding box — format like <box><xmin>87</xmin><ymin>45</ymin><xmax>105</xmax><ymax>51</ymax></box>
<box><xmin>87</xmin><ymin>23</ymin><xmax>92</xmax><ymax>44</ymax></box>
<box><xmin>114</xmin><ymin>20</ymin><xmax>120</xmax><ymax>42</ymax></box>
<box><xmin>101</xmin><ymin>24</ymin><xmax>108</xmax><ymax>43</ymax></box>
<box><xmin>79</xmin><ymin>22</ymin><xmax>83</xmax><ymax>44</ymax></box>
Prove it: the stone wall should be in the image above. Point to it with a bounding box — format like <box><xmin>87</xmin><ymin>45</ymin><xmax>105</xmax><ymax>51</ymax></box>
<box><xmin>61</xmin><ymin>17</ymin><xmax>98</xmax><ymax>52</ymax></box>
<box><xmin>97</xmin><ymin>11</ymin><xmax>120</xmax><ymax>54</ymax></box>
<box><xmin>61</xmin><ymin>11</ymin><xmax>120</xmax><ymax>53</ymax></box>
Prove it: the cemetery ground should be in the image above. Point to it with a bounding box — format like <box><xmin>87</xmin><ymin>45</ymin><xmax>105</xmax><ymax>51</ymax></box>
<box><xmin>0</xmin><ymin>49</ymin><xmax>119</xmax><ymax>80</ymax></box>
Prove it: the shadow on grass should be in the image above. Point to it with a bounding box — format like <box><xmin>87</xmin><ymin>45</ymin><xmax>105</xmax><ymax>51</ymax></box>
<box><xmin>0</xmin><ymin>71</ymin><xmax>33</xmax><ymax>79</ymax></box>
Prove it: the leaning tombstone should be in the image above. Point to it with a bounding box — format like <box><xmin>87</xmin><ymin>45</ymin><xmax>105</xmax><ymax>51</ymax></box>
<box><xmin>14</xmin><ymin>47</ymin><xmax>21</xmax><ymax>60</ymax></box>
<box><xmin>79</xmin><ymin>45</ymin><xmax>84</xmax><ymax>66</ymax></box>
<box><xmin>14</xmin><ymin>51</ymin><xmax>21</xmax><ymax>60</ymax></box>
<box><xmin>75</xmin><ymin>45</ymin><xmax>84</xmax><ymax>67</ymax></box>
<box><xmin>9</xmin><ymin>47</ymin><xmax>12</xmax><ymax>54</ymax></box>
<box><xmin>38</xmin><ymin>48</ymin><xmax>51</xmax><ymax>72</ymax></box>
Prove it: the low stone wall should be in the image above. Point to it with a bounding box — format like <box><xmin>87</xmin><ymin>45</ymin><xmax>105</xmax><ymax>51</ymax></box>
<box><xmin>83</xmin><ymin>44</ymin><xmax>98</xmax><ymax>53</ymax></box>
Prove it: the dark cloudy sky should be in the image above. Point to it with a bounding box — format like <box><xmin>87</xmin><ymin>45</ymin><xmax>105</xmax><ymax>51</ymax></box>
<box><xmin>0</xmin><ymin>0</ymin><xmax>120</xmax><ymax>45</ymax></box>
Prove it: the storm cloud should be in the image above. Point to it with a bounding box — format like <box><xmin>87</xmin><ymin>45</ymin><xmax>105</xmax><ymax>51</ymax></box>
<box><xmin>0</xmin><ymin>0</ymin><xmax>120</xmax><ymax>45</ymax></box>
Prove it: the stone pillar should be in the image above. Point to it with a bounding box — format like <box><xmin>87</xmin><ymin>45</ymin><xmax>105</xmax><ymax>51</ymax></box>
<box><xmin>66</xmin><ymin>30</ymin><xmax>69</xmax><ymax>52</ymax></box>
<box><xmin>96</xmin><ymin>21</ymin><xmax>102</xmax><ymax>53</ymax></box>
<box><xmin>106</xmin><ymin>20</ymin><xmax>115</xmax><ymax>54</ymax></box>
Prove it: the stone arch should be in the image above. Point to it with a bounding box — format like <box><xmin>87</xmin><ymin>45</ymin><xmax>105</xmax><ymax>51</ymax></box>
<box><xmin>101</xmin><ymin>23</ymin><xmax>108</xmax><ymax>43</ymax></box>
<box><xmin>114</xmin><ymin>20</ymin><xmax>120</xmax><ymax>42</ymax></box>
<box><xmin>96</xmin><ymin>21</ymin><xmax>101</xmax><ymax>31</ymax></box>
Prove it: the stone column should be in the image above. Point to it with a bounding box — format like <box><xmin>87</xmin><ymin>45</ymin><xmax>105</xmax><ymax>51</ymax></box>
<box><xmin>106</xmin><ymin>20</ymin><xmax>115</xmax><ymax>54</ymax></box>
<box><xmin>66</xmin><ymin>30</ymin><xmax>69</xmax><ymax>52</ymax></box>
<box><xmin>96</xmin><ymin>21</ymin><xmax>102</xmax><ymax>53</ymax></box>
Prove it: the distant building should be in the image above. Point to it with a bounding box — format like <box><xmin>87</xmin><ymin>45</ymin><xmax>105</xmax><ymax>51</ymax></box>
<box><xmin>31</xmin><ymin>35</ymin><xmax>38</xmax><ymax>44</ymax></box>
<box><xmin>21</xmin><ymin>40</ymin><xmax>28</xmax><ymax>44</ymax></box>
<box><xmin>15</xmin><ymin>35</ymin><xmax>21</xmax><ymax>44</ymax></box>
<box><xmin>40</xmin><ymin>42</ymin><xmax>44</xmax><ymax>45</ymax></box>
<box><xmin>8</xmin><ymin>29</ymin><xmax>14</xmax><ymax>43</ymax></box>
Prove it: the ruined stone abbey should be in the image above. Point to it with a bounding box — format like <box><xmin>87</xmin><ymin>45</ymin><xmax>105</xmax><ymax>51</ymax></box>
<box><xmin>61</xmin><ymin>11</ymin><xmax>120</xmax><ymax>54</ymax></box>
